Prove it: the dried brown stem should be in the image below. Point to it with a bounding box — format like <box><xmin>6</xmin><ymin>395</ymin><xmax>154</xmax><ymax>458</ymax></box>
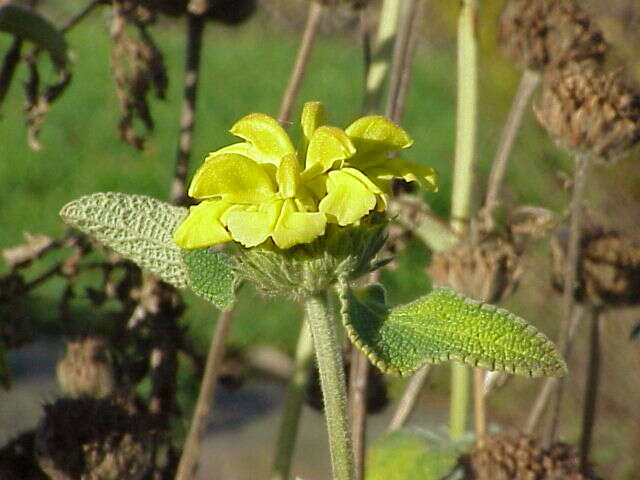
<box><xmin>385</xmin><ymin>0</ymin><xmax>422</xmax><ymax>122</ymax></box>
<box><xmin>278</xmin><ymin>1</ymin><xmax>324</xmax><ymax>126</ymax></box>
<box><xmin>175</xmin><ymin>308</ymin><xmax>235</xmax><ymax>480</ymax></box>
<box><xmin>170</xmin><ymin>14</ymin><xmax>205</xmax><ymax>205</ymax></box>
<box><xmin>348</xmin><ymin>347</ymin><xmax>370</xmax><ymax>480</ymax></box>
<box><xmin>60</xmin><ymin>0</ymin><xmax>102</xmax><ymax>34</ymax></box>
<box><xmin>387</xmin><ymin>364</ymin><xmax>431</xmax><ymax>431</ymax></box>
<box><xmin>545</xmin><ymin>156</ymin><xmax>589</xmax><ymax>445</ymax></box>
<box><xmin>579</xmin><ymin>307</ymin><xmax>602</xmax><ymax>471</ymax></box>
<box><xmin>0</xmin><ymin>38</ymin><xmax>23</xmax><ymax>110</ymax></box>
<box><xmin>480</xmin><ymin>69</ymin><xmax>540</xmax><ymax>230</ymax></box>
<box><xmin>524</xmin><ymin>301</ymin><xmax>584</xmax><ymax>434</ymax></box>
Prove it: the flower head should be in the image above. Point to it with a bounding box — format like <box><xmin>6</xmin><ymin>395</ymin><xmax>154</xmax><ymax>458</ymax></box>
<box><xmin>173</xmin><ymin>102</ymin><xmax>437</xmax><ymax>250</ymax></box>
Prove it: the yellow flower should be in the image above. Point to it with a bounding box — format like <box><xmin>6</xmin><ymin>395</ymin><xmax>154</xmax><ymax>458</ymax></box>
<box><xmin>299</xmin><ymin>102</ymin><xmax>438</xmax><ymax>226</ymax></box>
<box><xmin>173</xmin><ymin>102</ymin><xmax>437</xmax><ymax>250</ymax></box>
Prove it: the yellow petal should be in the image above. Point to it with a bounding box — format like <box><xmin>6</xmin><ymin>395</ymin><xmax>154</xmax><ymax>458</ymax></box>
<box><xmin>367</xmin><ymin>158</ymin><xmax>438</xmax><ymax>192</ymax></box>
<box><xmin>300</xmin><ymin>101</ymin><xmax>325</xmax><ymax>153</ymax></box>
<box><xmin>276</xmin><ymin>154</ymin><xmax>300</xmax><ymax>199</ymax></box>
<box><xmin>189</xmin><ymin>153</ymin><xmax>276</xmax><ymax>204</ymax></box>
<box><xmin>172</xmin><ymin>200</ymin><xmax>232</xmax><ymax>249</ymax></box>
<box><xmin>230</xmin><ymin>113</ymin><xmax>295</xmax><ymax>164</ymax></box>
<box><xmin>272</xmin><ymin>199</ymin><xmax>326</xmax><ymax>249</ymax></box>
<box><xmin>345</xmin><ymin>115</ymin><xmax>413</xmax><ymax>154</ymax></box>
<box><xmin>225</xmin><ymin>201</ymin><xmax>281</xmax><ymax>248</ymax></box>
<box><xmin>304</xmin><ymin>126</ymin><xmax>356</xmax><ymax>176</ymax></box>
<box><xmin>319</xmin><ymin>169</ymin><xmax>377</xmax><ymax>226</ymax></box>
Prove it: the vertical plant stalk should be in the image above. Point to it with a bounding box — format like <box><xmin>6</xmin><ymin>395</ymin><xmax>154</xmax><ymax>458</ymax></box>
<box><xmin>449</xmin><ymin>0</ymin><xmax>478</xmax><ymax>442</ymax></box>
<box><xmin>524</xmin><ymin>304</ymin><xmax>583</xmax><ymax>434</ymax></box>
<box><xmin>277</xmin><ymin>1</ymin><xmax>324</xmax><ymax>126</ymax></box>
<box><xmin>385</xmin><ymin>0</ymin><xmax>422</xmax><ymax>122</ymax></box>
<box><xmin>545</xmin><ymin>156</ymin><xmax>589</xmax><ymax>445</ymax></box>
<box><xmin>170</xmin><ymin>14</ymin><xmax>205</xmax><ymax>206</ymax></box>
<box><xmin>479</xmin><ymin>69</ymin><xmax>540</xmax><ymax>230</ymax></box>
<box><xmin>362</xmin><ymin>0</ymin><xmax>401</xmax><ymax>113</ymax></box>
<box><xmin>305</xmin><ymin>293</ymin><xmax>354</xmax><ymax>480</ymax></box>
<box><xmin>271</xmin><ymin>321</ymin><xmax>315</xmax><ymax>480</ymax></box>
<box><xmin>349</xmin><ymin>346</ymin><xmax>370</xmax><ymax>480</ymax></box>
<box><xmin>175</xmin><ymin>308</ymin><xmax>235</xmax><ymax>480</ymax></box>
<box><xmin>388</xmin><ymin>365</ymin><xmax>431</xmax><ymax>431</ymax></box>
<box><xmin>579</xmin><ymin>307</ymin><xmax>602</xmax><ymax>471</ymax></box>
<box><xmin>0</xmin><ymin>38</ymin><xmax>23</xmax><ymax>110</ymax></box>
<box><xmin>473</xmin><ymin>368</ymin><xmax>486</xmax><ymax>447</ymax></box>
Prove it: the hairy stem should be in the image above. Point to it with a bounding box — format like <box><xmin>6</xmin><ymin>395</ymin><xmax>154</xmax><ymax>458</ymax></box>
<box><xmin>278</xmin><ymin>1</ymin><xmax>324</xmax><ymax>126</ymax></box>
<box><xmin>388</xmin><ymin>365</ymin><xmax>431</xmax><ymax>431</ymax></box>
<box><xmin>545</xmin><ymin>156</ymin><xmax>589</xmax><ymax>445</ymax></box>
<box><xmin>170</xmin><ymin>14</ymin><xmax>205</xmax><ymax>206</ymax></box>
<box><xmin>305</xmin><ymin>293</ymin><xmax>354</xmax><ymax>480</ymax></box>
<box><xmin>362</xmin><ymin>0</ymin><xmax>400</xmax><ymax>113</ymax></box>
<box><xmin>449</xmin><ymin>0</ymin><xmax>478</xmax><ymax>442</ymax></box>
<box><xmin>175</xmin><ymin>308</ymin><xmax>235</xmax><ymax>480</ymax></box>
<box><xmin>480</xmin><ymin>69</ymin><xmax>540</xmax><ymax>229</ymax></box>
<box><xmin>579</xmin><ymin>307</ymin><xmax>602</xmax><ymax>471</ymax></box>
<box><xmin>271</xmin><ymin>321</ymin><xmax>315</xmax><ymax>480</ymax></box>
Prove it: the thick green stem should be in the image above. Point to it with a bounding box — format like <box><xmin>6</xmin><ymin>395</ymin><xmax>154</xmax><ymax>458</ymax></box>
<box><xmin>305</xmin><ymin>294</ymin><xmax>354</xmax><ymax>480</ymax></box>
<box><xmin>271</xmin><ymin>321</ymin><xmax>315</xmax><ymax>480</ymax></box>
<box><xmin>449</xmin><ymin>0</ymin><xmax>478</xmax><ymax>442</ymax></box>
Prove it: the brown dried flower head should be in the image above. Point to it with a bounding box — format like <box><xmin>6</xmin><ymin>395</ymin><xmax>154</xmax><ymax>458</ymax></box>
<box><xmin>498</xmin><ymin>0</ymin><xmax>608</xmax><ymax>71</ymax></box>
<box><xmin>428</xmin><ymin>235</ymin><xmax>523</xmax><ymax>304</ymax></box>
<box><xmin>459</xmin><ymin>432</ymin><xmax>597</xmax><ymax>480</ymax></box>
<box><xmin>535</xmin><ymin>62</ymin><xmax>640</xmax><ymax>162</ymax></box>
<box><xmin>552</xmin><ymin>223</ymin><xmax>640</xmax><ymax>306</ymax></box>
<box><xmin>56</xmin><ymin>336</ymin><xmax>116</xmax><ymax>399</ymax></box>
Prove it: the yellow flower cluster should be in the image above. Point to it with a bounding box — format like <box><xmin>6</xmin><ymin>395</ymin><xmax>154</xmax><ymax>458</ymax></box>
<box><xmin>173</xmin><ymin>102</ymin><xmax>437</xmax><ymax>250</ymax></box>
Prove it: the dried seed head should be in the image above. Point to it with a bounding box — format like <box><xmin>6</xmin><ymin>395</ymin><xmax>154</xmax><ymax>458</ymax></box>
<box><xmin>551</xmin><ymin>224</ymin><xmax>640</xmax><ymax>306</ymax></box>
<box><xmin>498</xmin><ymin>0</ymin><xmax>608</xmax><ymax>71</ymax></box>
<box><xmin>535</xmin><ymin>62</ymin><xmax>640</xmax><ymax>162</ymax></box>
<box><xmin>459</xmin><ymin>432</ymin><xmax>597</xmax><ymax>480</ymax></box>
<box><xmin>56</xmin><ymin>336</ymin><xmax>116</xmax><ymax>399</ymax></box>
<box><xmin>428</xmin><ymin>236</ymin><xmax>523</xmax><ymax>304</ymax></box>
<box><xmin>35</xmin><ymin>398</ymin><xmax>153</xmax><ymax>480</ymax></box>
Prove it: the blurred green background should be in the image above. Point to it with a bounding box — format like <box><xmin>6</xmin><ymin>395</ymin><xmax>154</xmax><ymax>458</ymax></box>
<box><xmin>1</xmin><ymin>1</ymin><xmax>639</xmax><ymax>478</ymax></box>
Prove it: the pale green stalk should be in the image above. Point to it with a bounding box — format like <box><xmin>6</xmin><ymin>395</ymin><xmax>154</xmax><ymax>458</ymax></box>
<box><xmin>449</xmin><ymin>0</ymin><xmax>478</xmax><ymax>442</ymax></box>
<box><xmin>305</xmin><ymin>293</ymin><xmax>354</xmax><ymax>480</ymax></box>
<box><xmin>271</xmin><ymin>321</ymin><xmax>315</xmax><ymax>480</ymax></box>
<box><xmin>362</xmin><ymin>0</ymin><xmax>400</xmax><ymax>113</ymax></box>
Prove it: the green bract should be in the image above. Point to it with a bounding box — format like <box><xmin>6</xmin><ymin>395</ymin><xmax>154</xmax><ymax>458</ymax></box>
<box><xmin>173</xmin><ymin>102</ymin><xmax>437</xmax><ymax>251</ymax></box>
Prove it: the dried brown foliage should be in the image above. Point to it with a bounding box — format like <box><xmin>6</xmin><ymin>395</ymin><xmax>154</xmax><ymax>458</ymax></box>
<box><xmin>535</xmin><ymin>62</ymin><xmax>640</xmax><ymax>162</ymax></box>
<box><xmin>498</xmin><ymin>0</ymin><xmax>607</xmax><ymax>71</ymax></box>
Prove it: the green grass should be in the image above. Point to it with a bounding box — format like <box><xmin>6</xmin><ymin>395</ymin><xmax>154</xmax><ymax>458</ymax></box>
<box><xmin>0</xmin><ymin>8</ymin><xmax>567</xmax><ymax>352</ymax></box>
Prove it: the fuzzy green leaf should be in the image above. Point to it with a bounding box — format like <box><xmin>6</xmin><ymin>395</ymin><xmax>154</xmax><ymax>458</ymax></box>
<box><xmin>60</xmin><ymin>192</ymin><xmax>189</xmax><ymax>289</ymax></box>
<box><xmin>339</xmin><ymin>285</ymin><xmax>567</xmax><ymax>377</ymax></box>
<box><xmin>0</xmin><ymin>5</ymin><xmax>68</xmax><ymax>68</ymax></box>
<box><xmin>182</xmin><ymin>248</ymin><xmax>235</xmax><ymax>311</ymax></box>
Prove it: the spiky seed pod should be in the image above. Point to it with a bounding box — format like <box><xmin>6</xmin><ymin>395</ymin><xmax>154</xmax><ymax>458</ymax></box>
<box><xmin>498</xmin><ymin>0</ymin><xmax>607</xmax><ymax>71</ymax></box>
<box><xmin>56</xmin><ymin>336</ymin><xmax>116</xmax><ymax>399</ymax></box>
<box><xmin>459</xmin><ymin>432</ymin><xmax>597</xmax><ymax>480</ymax></box>
<box><xmin>428</xmin><ymin>235</ymin><xmax>523</xmax><ymax>304</ymax></box>
<box><xmin>535</xmin><ymin>62</ymin><xmax>640</xmax><ymax>162</ymax></box>
<box><xmin>551</xmin><ymin>224</ymin><xmax>640</xmax><ymax>306</ymax></box>
<box><xmin>35</xmin><ymin>398</ymin><xmax>154</xmax><ymax>480</ymax></box>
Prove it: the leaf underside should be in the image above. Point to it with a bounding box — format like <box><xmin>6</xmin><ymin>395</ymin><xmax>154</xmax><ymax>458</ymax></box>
<box><xmin>60</xmin><ymin>192</ymin><xmax>189</xmax><ymax>289</ymax></box>
<box><xmin>182</xmin><ymin>248</ymin><xmax>235</xmax><ymax>311</ymax></box>
<box><xmin>340</xmin><ymin>285</ymin><xmax>567</xmax><ymax>378</ymax></box>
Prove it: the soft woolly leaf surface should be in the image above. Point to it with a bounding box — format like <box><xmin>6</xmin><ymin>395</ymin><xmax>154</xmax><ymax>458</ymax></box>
<box><xmin>340</xmin><ymin>285</ymin><xmax>567</xmax><ymax>377</ymax></box>
<box><xmin>60</xmin><ymin>192</ymin><xmax>189</xmax><ymax>288</ymax></box>
<box><xmin>182</xmin><ymin>248</ymin><xmax>235</xmax><ymax>311</ymax></box>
